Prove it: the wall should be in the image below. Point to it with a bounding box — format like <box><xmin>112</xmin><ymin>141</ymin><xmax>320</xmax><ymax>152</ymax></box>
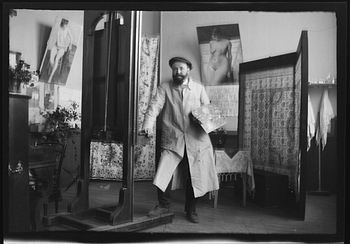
<box><xmin>160</xmin><ymin>11</ymin><xmax>338</xmax><ymax>192</ymax></box>
<box><xmin>160</xmin><ymin>11</ymin><xmax>337</xmax><ymax>131</ymax></box>
<box><xmin>9</xmin><ymin>10</ymin><xmax>337</xmax><ymax>134</ymax></box>
<box><xmin>9</xmin><ymin>10</ymin><xmax>84</xmax><ymax>90</ymax></box>
<box><xmin>9</xmin><ymin>10</ymin><xmax>84</xmax><ymax>124</ymax></box>
<box><xmin>142</xmin><ymin>11</ymin><xmax>160</xmax><ymax>36</ymax></box>
<box><xmin>9</xmin><ymin>10</ymin><xmax>159</xmax><ymax>125</ymax></box>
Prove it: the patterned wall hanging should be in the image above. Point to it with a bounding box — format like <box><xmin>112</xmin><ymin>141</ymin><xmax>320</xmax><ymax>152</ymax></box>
<box><xmin>239</xmin><ymin>54</ymin><xmax>302</xmax><ymax>191</ymax></box>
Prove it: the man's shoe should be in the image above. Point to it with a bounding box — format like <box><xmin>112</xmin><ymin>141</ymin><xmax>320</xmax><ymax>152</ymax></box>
<box><xmin>186</xmin><ymin>212</ymin><xmax>199</xmax><ymax>223</ymax></box>
<box><xmin>147</xmin><ymin>205</ymin><xmax>170</xmax><ymax>217</ymax></box>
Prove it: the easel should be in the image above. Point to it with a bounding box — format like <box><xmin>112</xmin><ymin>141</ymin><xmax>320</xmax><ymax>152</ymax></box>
<box><xmin>42</xmin><ymin>10</ymin><xmax>173</xmax><ymax>231</ymax></box>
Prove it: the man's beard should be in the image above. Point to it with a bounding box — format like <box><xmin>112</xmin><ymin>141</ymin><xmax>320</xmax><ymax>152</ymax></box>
<box><xmin>173</xmin><ymin>74</ymin><xmax>187</xmax><ymax>85</ymax></box>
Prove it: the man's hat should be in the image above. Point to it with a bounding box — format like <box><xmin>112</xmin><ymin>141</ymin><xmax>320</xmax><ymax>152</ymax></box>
<box><xmin>169</xmin><ymin>56</ymin><xmax>192</xmax><ymax>70</ymax></box>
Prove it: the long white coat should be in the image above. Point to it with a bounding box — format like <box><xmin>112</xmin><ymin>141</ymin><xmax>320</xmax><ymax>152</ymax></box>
<box><xmin>143</xmin><ymin>78</ymin><xmax>219</xmax><ymax>198</ymax></box>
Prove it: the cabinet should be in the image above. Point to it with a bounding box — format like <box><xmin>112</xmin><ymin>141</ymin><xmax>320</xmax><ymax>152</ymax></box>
<box><xmin>253</xmin><ymin>169</ymin><xmax>290</xmax><ymax>207</ymax></box>
<box><xmin>8</xmin><ymin>93</ymin><xmax>31</xmax><ymax>232</ymax></box>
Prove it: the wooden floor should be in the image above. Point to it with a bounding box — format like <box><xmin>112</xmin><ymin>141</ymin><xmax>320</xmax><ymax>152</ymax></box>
<box><xmin>41</xmin><ymin>179</ymin><xmax>338</xmax><ymax>242</ymax></box>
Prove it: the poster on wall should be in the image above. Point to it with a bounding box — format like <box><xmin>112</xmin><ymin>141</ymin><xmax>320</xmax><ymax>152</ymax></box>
<box><xmin>39</xmin><ymin>16</ymin><xmax>82</xmax><ymax>86</ymax></box>
<box><xmin>196</xmin><ymin>24</ymin><xmax>243</xmax><ymax>86</ymax></box>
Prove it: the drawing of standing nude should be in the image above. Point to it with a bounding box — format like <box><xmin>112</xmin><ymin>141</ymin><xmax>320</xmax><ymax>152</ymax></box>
<box><xmin>47</xmin><ymin>18</ymin><xmax>73</xmax><ymax>83</ymax></box>
<box><xmin>206</xmin><ymin>27</ymin><xmax>232</xmax><ymax>85</ymax></box>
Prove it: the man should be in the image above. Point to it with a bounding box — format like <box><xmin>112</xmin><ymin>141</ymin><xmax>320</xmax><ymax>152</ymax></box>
<box><xmin>142</xmin><ymin>56</ymin><xmax>219</xmax><ymax>223</ymax></box>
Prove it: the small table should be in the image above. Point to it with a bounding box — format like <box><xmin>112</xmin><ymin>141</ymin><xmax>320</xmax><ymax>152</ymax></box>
<box><xmin>210</xmin><ymin>150</ymin><xmax>255</xmax><ymax>208</ymax></box>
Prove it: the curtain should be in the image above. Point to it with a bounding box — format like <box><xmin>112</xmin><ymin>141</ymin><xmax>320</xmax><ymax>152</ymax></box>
<box><xmin>90</xmin><ymin>35</ymin><xmax>159</xmax><ymax>180</ymax></box>
<box><xmin>239</xmin><ymin>56</ymin><xmax>301</xmax><ymax>191</ymax></box>
<box><xmin>134</xmin><ymin>35</ymin><xmax>159</xmax><ymax>179</ymax></box>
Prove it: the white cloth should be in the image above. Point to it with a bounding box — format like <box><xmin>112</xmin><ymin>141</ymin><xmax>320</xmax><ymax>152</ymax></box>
<box><xmin>214</xmin><ymin>150</ymin><xmax>255</xmax><ymax>194</ymax></box>
<box><xmin>315</xmin><ymin>89</ymin><xmax>335</xmax><ymax>150</ymax></box>
<box><xmin>307</xmin><ymin>95</ymin><xmax>316</xmax><ymax>151</ymax></box>
<box><xmin>143</xmin><ymin>78</ymin><xmax>220</xmax><ymax>198</ymax></box>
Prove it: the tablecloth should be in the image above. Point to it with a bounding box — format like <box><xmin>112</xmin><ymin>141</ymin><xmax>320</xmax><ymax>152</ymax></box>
<box><xmin>214</xmin><ymin>150</ymin><xmax>255</xmax><ymax>195</ymax></box>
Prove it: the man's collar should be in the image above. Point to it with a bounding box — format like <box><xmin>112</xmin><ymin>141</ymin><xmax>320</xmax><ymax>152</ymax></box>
<box><xmin>186</xmin><ymin>78</ymin><xmax>193</xmax><ymax>90</ymax></box>
<box><xmin>182</xmin><ymin>79</ymin><xmax>192</xmax><ymax>90</ymax></box>
<box><xmin>182</xmin><ymin>78</ymin><xmax>189</xmax><ymax>86</ymax></box>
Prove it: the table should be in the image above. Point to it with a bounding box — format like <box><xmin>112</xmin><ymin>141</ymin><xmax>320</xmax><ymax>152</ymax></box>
<box><xmin>29</xmin><ymin>147</ymin><xmax>56</xmax><ymax>231</ymax></box>
<box><xmin>210</xmin><ymin>150</ymin><xmax>255</xmax><ymax>208</ymax></box>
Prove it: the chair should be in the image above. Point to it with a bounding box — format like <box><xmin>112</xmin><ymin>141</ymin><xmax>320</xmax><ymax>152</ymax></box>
<box><xmin>63</xmin><ymin>165</ymin><xmax>80</xmax><ymax>191</ymax></box>
<box><xmin>31</xmin><ymin>141</ymin><xmax>67</xmax><ymax>215</ymax></box>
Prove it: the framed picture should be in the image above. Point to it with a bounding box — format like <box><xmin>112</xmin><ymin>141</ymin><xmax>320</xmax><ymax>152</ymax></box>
<box><xmin>196</xmin><ymin>24</ymin><xmax>243</xmax><ymax>86</ymax></box>
<box><xmin>43</xmin><ymin>83</ymin><xmax>58</xmax><ymax>110</ymax></box>
<box><xmin>39</xmin><ymin>16</ymin><xmax>82</xmax><ymax>86</ymax></box>
<box><xmin>28</xmin><ymin>83</ymin><xmax>41</xmax><ymax>108</ymax></box>
<box><xmin>9</xmin><ymin>51</ymin><xmax>21</xmax><ymax>67</ymax></box>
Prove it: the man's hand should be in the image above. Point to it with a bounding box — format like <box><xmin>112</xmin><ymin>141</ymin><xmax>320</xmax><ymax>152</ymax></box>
<box><xmin>190</xmin><ymin>112</ymin><xmax>201</xmax><ymax>124</ymax></box>
<box><xmin>192</xmin><ymin>115</ymin><xmax>200</xmax><ymax>123</ymax></box>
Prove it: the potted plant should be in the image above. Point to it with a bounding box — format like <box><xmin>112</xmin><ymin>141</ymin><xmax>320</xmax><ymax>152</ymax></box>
<box><xmin>9</xmin><ymin>59</ymin><xmax>39</xmax><ymax>93</ymax></box>
<box><xmin>40</xmin><ymin>101</ymin><xmax>81</xmax><ymax>142</ymax></box>
<box><xmin>39</xmin><ymin>101</ymin><xmax>81</xmax><ymax>191</ymax></box>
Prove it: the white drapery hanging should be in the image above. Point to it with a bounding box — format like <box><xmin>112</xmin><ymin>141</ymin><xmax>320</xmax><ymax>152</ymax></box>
<box><xmin>90</xmin><ymin>35</ymin><xmax>160</xmax><ymax>180</ymax></box>
<box><xmin>307</xmin><ymin>95</ymin><xmax>316</xmax><ymax>151</ymax></box>
<box><xmin>315</xmin><ymin>89</ymin><xmax>335</xmax><ymax>150</ymax></box>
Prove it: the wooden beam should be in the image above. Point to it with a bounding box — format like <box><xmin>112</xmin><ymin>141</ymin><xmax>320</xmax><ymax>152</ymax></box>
<box><xmin>43</xmin><ymin>211</ymin><xmax>174</xmax><ymax>232</ymax></box>
<box><xmin>89</xmin><ymin>213</ymin><xmax>174</xmax><ymax>232</ymax></box>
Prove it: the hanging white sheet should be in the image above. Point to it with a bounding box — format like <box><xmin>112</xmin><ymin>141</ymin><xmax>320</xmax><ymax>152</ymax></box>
<box><xmin>307</xmin><ymin>95</ymin><xmax>316</xmax><ymax>151</ymax></box>
<box><xmin>315</xmin><ymin>89</ymin><xmax>335</xmax><ymax>150</ymax></box>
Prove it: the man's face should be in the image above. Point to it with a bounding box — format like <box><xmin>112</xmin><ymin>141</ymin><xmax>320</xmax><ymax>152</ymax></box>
<box><xmin>171</xmin><ymin>61</ymin><xmax>190</xmax><ymax>85</ymax></box>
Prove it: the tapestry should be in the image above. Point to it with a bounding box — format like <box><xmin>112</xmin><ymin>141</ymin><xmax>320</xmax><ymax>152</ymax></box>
<box><xmin>90</xmin><ymin>141</ymin><xmax>123</xmax><ymax>180</ymax></box>
<box><xmin>239</xmin><ymin>57</ymin><xmax>301</xmax><ymax>190</ymax></box>
<box><xmin>90</xmin><ymin>35</ymin><xmax>159</xmax><ymax>180</ymax></box>
<box><xmin>205</xmin><ymin>85</ymin><xmax>239</xmax><ymax>117</ymax></box>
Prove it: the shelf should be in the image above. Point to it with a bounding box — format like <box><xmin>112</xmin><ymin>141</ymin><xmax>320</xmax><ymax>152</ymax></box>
<box><xmin>308</xmin><ymin>83</ymin><xmax>337</xmax><ymax>88</ymax></box>
<box><xmin>9</xmin><ymin>92</ymin><xmax>31</xmax><ymax>99</ymax></box>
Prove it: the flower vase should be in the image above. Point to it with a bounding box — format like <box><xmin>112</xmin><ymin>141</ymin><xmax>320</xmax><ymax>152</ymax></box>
<box><xmin>216</xmin><ymin>133</ymin><xmax>227</xmax><ymax>149</ymax></box>
<box><xmin>9</xmin><ymin>80</ymin><xmax>27</xmax><ymax>94</ymax></box>
<box><xmin>9</xmin><ymin>79</ymin><xmax>21</xmax><ymax>93</ymax></box>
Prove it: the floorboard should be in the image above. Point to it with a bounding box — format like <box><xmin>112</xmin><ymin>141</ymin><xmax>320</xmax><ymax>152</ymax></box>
<box><xmin>41</xmin><ymin>179</ymin><xmax>338</xmax><ymax>241</ymax></box>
